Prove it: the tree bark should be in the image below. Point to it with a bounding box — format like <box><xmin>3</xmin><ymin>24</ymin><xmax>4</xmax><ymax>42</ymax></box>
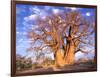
<box><xmin>64</xmin><ymin>41</ymin><xmax>75</xmax><ymax>65</ymax></box>
<box><xmin>54</xmin><ymin>49</ymin><xmax>65</xmax><ymax>67</ymax></box>
<box><xmin>64</xmin><ymin>26</ymin><xmax>75</xmax><ymax>65</ymax></box>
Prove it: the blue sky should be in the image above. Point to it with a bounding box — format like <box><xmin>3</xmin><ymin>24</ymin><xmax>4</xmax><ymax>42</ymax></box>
<box><xmin>16</xmin><ymin>4</ymin><xmax>96</xmax><ymax>60</ymax></box>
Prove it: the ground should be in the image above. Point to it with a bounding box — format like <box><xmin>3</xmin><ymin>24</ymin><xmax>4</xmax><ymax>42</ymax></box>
<box><xmin>16</xmin><ymin>62</ymin><xmax>97</xmax><ymax>76</ymax></box>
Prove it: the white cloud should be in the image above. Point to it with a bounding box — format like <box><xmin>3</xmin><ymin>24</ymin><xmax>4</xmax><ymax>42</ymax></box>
<box><xmin>18</xmin><ymin>38</ymin><xmax>24</xmax><ymax>42</ymax></box>
<box><xmin>29</xmin><ymin>6</ymin><xmax>40</xmax><ymax>14</ymax></box>
<box><xmin>24</xmin><ymin>11</ymin><xmax>47</xmax><ymax>22</ymax></box>
<box><xmin>16</xmin><ymin>31</ymin><xmax>20</xmax><ymax>34</ymax></box>
<box><xmin>86</xmin><ymin>12</ymin><xmax>91</xmax><ymax>16</ymax></box>
<box><xmin>65</xmin><ymin>7</ymin><xmax>80</xmax><ymax>11</ymax></box>
<box><xmin>52</xmin><ymin>9</ymin><xmax>60</xmax><ymax>14</ymax></box>
<box><xmin>24</xmin><ymin>14</ymin><xmax>38</xmax><ymax>21</ymax></box>
<box><xmin>75</xmin><ymin>52</ymin><xmax>84</xmax><ymax>60</ymax></box>
<box><xmin>29</xmin><ymin>7</ymin><xmax>48</xmax><ymax>17</ymax></box>
<box><xmin>70</xmin><ymin>7</ymin><xmax>77</xmax><ymax>11</ymax></box>
<box><xmin>24</xmin><ymin>7</ymin><xmax>49</xmax><ymax>22</ymax></box>
<box><xmin>16</xmin><ymin>31</ymin><xmax>27</xmax><ymax>36</ymax></box>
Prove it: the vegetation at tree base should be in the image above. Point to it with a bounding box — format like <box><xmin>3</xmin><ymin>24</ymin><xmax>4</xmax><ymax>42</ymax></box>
<box><xmin>16</xmin><ymin>54</ymin><xmax>96</xmax><ymax>72</ymax></box>
<box><xmin>16</xmin><ymin>54</ymin><xmax>32</xmax><ymax>71</ymax></box>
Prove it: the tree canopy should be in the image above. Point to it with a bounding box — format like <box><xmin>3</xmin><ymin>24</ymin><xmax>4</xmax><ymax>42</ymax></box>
<box><xmin>27</xmin><ymin>11</ymin><xmax>95</xmax><ymax>66</ymax></box>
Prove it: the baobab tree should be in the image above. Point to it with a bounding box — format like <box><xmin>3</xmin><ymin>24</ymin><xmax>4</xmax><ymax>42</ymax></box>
<box><xmin>27</xmin><ymin>11</ymin><xmax>95</xmax><ymax>67</ymax></box>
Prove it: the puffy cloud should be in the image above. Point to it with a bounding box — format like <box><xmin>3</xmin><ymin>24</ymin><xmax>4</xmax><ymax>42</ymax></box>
<box><xmin>86</xmin><ymin>12</ymin><xmax>91</xmax><ymax>16</ymax></box>
<box><xmin>16</xmin><ymin>31</ymin><xmax>20</xmax><ymax>34</ymax></box>
<box><xmin>24</xmin><ymin>14</ymin><xmax>38</xmax><ymax>21</ymax></box>
<box><xmin>24</xmin><ymin>10</ymin><xmax>48</xmax><ymax>22</ymax></box>
<box><xmin>52</xmin><ymin>9</ymin><xmax>60</xmax><ymax>14</ymax></box>
<box><xmin>75</xmin><ymin>49</ymin><xmax>95</xmax><ymax>61</ymax></box>
<box><xmin>16</xmin><ymin>31</ymin><xmax>27</xmax><ymax>36</ymax></box>
<box><xmin>18</xmin><ymin>38</ymin><xmax>24</xmax><ymax>43</ymax></box>
<box><xmin>65</xmin><ymin>7</ymin><xmax>78</xmax><ymax>11</ymax></box>
<box><xmin>75</xmin><ymin>52</ymin><xmax>84</xmax><ymax>60</ymax></box>
<box><xmin>70</xmin><ymin>7</ymin><xmax>77</xmax><ymax>11</ymax></box>
<box><xmin>29</xmin><ymin>6</ymin><xmax>40</xmax><ymax>14</ymax></box>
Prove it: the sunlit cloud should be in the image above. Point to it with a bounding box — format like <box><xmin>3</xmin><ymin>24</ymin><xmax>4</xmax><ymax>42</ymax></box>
<box><xmin>65</xmin><ymin>7</ymin><xmax>79</xmax><ymax>11</ymax></box>
<box><xmin>75</xmin><ymin>52</ymin><xmax>84</xmax><ymax>61</ymax></box>
<box><xmin>24</xmin><ymin>14</ymin><xmax>38</xmax><ymax>21</ymax></box>
<box><xmin>18</xmin><ymin>38</ymin><xmax>24</xmax><ymax>43</ymax></box>
<box><xmin>16</xmin><ymin>31</ymin><xmax>27</xmax><ymax>36</ymax></box>
<box><xmin>70</xmin><ymin>7</ymin><xmax>77</xmax><ymax>11</ymax></box>
<box><xmin>52</xmin><ymin>9</ymin><xmax>60</xmax><ymax>14</ymax></box>
<box><xmin>29</xmin><ymin>6</ymin><xmax>40</xmax><ymax>14</ymax></box>
<box><xmin>29</xmin><ymin>6</ymin><xmax>48</xmax><ymax>18</ymax></box>
<box><xmin>24</xmin><ymin>11</ymin><xmax>47</xmax><ymax>22</ymax></box>
<box><xmin>16</xmin><ymin>31</ymin><xmax>20</xmax><ymax>34</ymax></box>
<box><xmin>86</xmin><ymin>12</ymin><xmax>91</xmax><ymax>16</ymax></box>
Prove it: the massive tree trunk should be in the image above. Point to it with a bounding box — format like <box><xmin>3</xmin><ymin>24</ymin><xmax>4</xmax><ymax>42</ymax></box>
<box><xmin>54</xmin><ymin>49</ymin><xmax>65</xmax><ymax>67</ymax></box>
<box><xmin>64</xmin><ymin>40</ymin><xmax>75</xmax><ymax>65</ymax></box>
<box><xmin>64</xmin><ymin>26</ymin><xmax>75</xmax><ymax>65</ymax></box>
<box><xmin>54</xmin><ymin>42</ymin><xmax>75</xmax><ymax>66</ymax></box>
